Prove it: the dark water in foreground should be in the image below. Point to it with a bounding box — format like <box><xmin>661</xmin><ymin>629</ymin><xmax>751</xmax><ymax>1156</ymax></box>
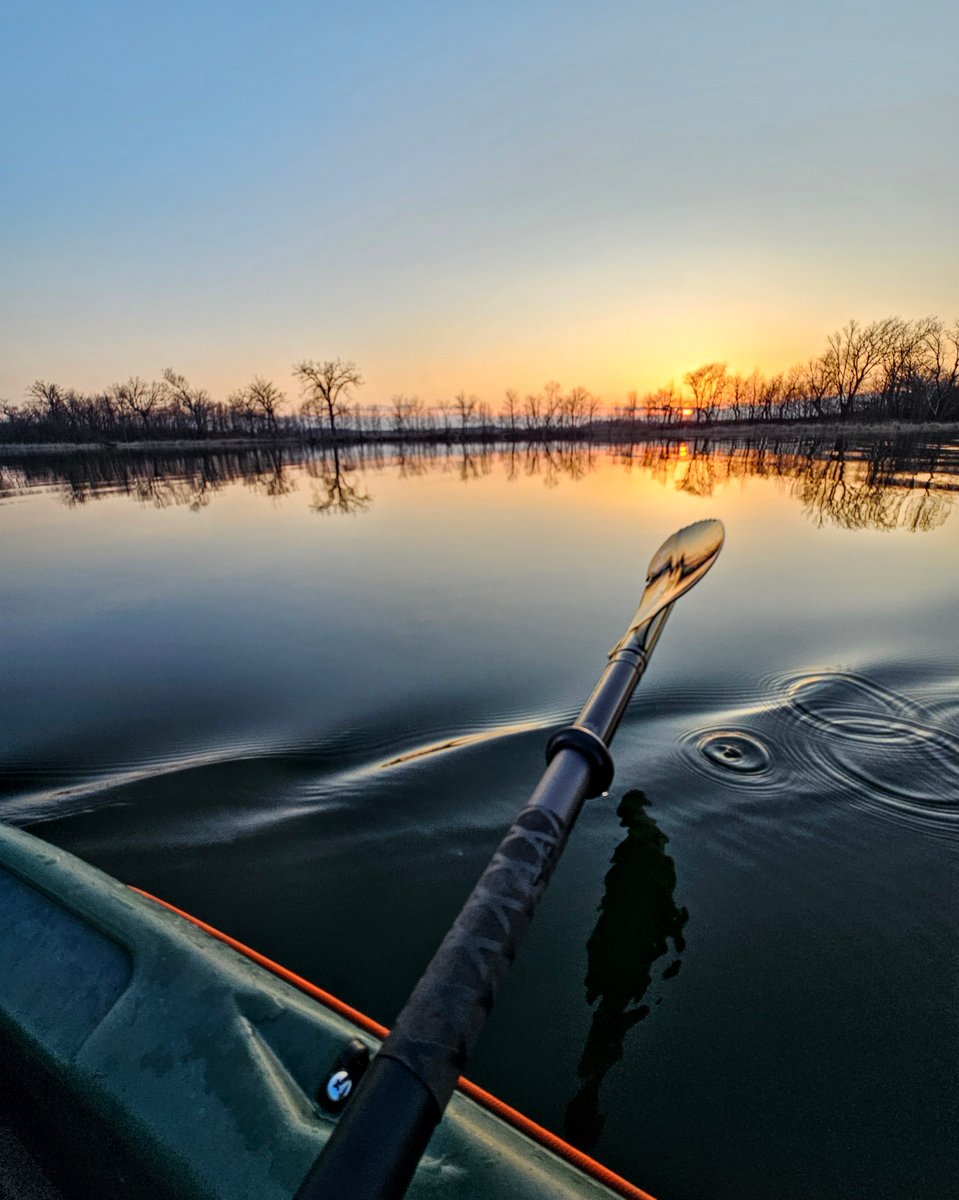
<box><xmin>1</xmin><ymin>436</ymin><xmax>957</xmax><ymax>1200</ymax></box>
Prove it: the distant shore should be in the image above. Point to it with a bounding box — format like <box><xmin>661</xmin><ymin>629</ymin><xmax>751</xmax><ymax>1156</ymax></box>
<box><xmin>0</xmin><ymin>418</ymin><xmax>956</xmax><ymax>458</ymax></box>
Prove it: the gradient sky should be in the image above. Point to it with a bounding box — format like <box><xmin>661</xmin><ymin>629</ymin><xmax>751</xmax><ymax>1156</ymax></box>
<box><xmin>2</xmin><ymin>0</ymin><xmax>957</xmax><ymax>409</ymax></box>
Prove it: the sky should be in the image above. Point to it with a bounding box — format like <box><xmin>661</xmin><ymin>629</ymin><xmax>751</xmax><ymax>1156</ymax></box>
<box><xmin>2</xmin><ymin>0</ymin><xmax>957</xmax><ymax>410</ymax></box>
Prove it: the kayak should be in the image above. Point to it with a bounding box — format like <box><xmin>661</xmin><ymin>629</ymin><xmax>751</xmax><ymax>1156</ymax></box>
<box><xmin>0</xmin><ymin>821</ymin><xmax>651</xmax><ymax>1200</ymax></box>
<box><xmin>1</xmin><ymin>520</ymin><xmax>723</xmax><ymax>1199</ymax></box>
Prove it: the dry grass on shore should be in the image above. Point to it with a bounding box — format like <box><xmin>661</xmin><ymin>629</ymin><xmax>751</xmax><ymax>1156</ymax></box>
<box><xmin>0</xmin><ymin>418</ymin><xmax>956</xmax><ymax>458</ymax></box>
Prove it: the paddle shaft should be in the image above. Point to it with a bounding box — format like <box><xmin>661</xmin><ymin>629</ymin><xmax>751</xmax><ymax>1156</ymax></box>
<box><xmin>296</xmin><ymin>607</ymin><xmax>672</xmax><ymax>1200</ymax></box>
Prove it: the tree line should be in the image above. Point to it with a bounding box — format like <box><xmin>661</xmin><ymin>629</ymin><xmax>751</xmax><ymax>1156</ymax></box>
<box><xmin>627</xmin><ymin>316</ymin><xmax>959</xmax><ymax>429</ymax></box>
<box><xmin>2</xmin><ymin>316</ymin><xmax>956</xmax><ymax>445</ymax></box>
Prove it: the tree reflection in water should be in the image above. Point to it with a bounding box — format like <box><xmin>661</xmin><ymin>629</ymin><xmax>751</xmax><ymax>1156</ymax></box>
<box><xmin>307</xmin><ymin>446</ymin><xmax>371</xmax><ymax>515</ymax></box>
<box><xmin>789</xmin><ymin>439</ymin><xmax>952</xmax><ymax>532</ymax></box>
<box><xmin>244</xmin><ymin>448</ymin><xmax>297</xmax><ymax>501</ymax></box>
<box><xmin>563</xmin><ymin>789</ymin><xmax>688</xmax><ymax>1153</ymax></box>
<box><xmin>0</xmin><ymin>434</ymin><xmax>956</xmax><ymax>532</ymax></box>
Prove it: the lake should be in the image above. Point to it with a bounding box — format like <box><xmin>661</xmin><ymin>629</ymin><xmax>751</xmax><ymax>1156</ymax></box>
<box><xmin>1</xmin><ymin>434</ymin><xmax>957</xmax><ymax>1200</ymax></box>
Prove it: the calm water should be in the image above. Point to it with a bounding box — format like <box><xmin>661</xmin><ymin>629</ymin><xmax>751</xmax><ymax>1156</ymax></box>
<box><xmin>1</xmin><ymin>436</ymin><xmax>957</xmax><ymax>1200</ymax></box>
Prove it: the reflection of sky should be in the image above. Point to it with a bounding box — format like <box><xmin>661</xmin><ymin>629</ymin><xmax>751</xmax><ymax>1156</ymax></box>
<box><xmin>2</xmin><ymin>0</ymin><xmax>957</xmax><ymax>404</ymax></box>
<box><xmin>4</xmin><ymin>448</ymin><xmax>955</xmax><ymax>1200</ymax></box>
<box><xmin>2</xmin><ymin>444</ymin><xmax>955</xmax><ymax>763</ymax></box>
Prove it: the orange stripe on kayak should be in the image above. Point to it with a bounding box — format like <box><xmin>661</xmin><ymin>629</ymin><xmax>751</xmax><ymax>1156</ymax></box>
<box><xmin>451</xmin><ymin>1079</ymin><xmax>658</xmax><ymax>1200</ymax></box>
<box><xmin>129</xmin><ymin>887</ymin><xmax>390</xmax><ymax>1039</ymax></box>
<box><xmin>130</xmin><ymin>887</ymin><xmax>658</xmax><ymax>1200</ymax></box>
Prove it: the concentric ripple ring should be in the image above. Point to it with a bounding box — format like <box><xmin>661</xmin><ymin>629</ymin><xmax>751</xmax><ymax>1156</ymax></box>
<box><xmin>697</xmin><ymin>731</ymin><xmax>771</xmax><ymax>775</ymax></box>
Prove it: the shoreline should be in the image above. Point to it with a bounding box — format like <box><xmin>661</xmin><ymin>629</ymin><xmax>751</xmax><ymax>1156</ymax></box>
<box><xmin>0</xmin><ymin>419</ymin><xmax>956</xmax><ymax>458</ymax></box>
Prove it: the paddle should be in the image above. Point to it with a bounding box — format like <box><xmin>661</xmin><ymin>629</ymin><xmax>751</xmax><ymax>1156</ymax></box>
<box><xmin>296</xmin><ymin>519</ymin><xmax>725</xmax><ymax>1200</ymax></box>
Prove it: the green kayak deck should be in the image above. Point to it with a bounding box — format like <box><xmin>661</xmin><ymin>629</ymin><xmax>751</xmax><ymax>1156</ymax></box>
<box><xmin>0</xmin><ymin>824</ymin><xmax>646</xmax><ymax>1200</ymax></box>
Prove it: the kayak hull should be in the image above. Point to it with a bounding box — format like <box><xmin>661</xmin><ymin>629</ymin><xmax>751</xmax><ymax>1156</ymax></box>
<box><xmin>0</xmin><ymin>824</ymin><xmax>641</xmax><ymax>1199</ymax></box>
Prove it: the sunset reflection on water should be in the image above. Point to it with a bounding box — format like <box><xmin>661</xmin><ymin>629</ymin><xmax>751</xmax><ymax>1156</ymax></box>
<box><xmin>1</xmin><ymin>433</ymin><xmax>957</xmax><ymax>1200</ymax></box>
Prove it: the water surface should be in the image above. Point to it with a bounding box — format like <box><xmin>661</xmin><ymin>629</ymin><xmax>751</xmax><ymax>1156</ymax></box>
<box><xmin>1</xmin><ymin>435</ymin><xmax>957</xmax><ymax>1199</ymax></box>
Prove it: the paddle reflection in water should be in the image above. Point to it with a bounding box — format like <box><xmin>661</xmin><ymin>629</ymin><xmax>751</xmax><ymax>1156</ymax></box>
<box><xmin>564</xmin><ymin>789</ymin><xmax>688</xmax><ymax>1152</ymax></box>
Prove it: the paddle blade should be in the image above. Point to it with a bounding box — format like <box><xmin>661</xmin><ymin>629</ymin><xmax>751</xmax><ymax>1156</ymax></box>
<box><xmin>645</xmin><ymin>518</ymin><xmax>725</xmax><ymax>590</ymax></box>
<box><xmin>612</xmin><ymin>519</ymin><xmax>725</xmax><ymax>655</ymax></box>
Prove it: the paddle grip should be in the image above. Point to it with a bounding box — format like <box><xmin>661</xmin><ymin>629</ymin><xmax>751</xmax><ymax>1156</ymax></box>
<box><xmin>297</xmin><ymin>749</ymin><xmax>592</xmax><ymax>1200</ymax></box>
<box><xmin>376</xmin><ymin>755</ymin><xmax>591</xmax><ymax>1111</ymax></box>
<box><xmin>300</xmin><ymin>606</ymin><xmax>672</xmax><ymax>1199</ymax></box>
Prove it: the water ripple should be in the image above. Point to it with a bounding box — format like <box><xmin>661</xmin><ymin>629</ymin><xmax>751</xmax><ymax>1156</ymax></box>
<box><xmin>378</xmin><ymin>716</ymin><xmax>555</xmax><ymax>769</ymax></box>
<box><xmin>778</xmin><ymin>671</ymin><xmax>959</xmax><ymax>827</ymax></box>
<box><xmin>697</xmin><ymin>732</ymin><xmax>771</xmax><ymax>775</ymax></box>
<box><xmin>683</xmin><ymin>669</ymin><xmax>959</xmax><ymax>838</ymax></box>
<box><xmin>1</xmin><ymin>707</ymin><xmax>567</xmax><ymax>840</ymax></box>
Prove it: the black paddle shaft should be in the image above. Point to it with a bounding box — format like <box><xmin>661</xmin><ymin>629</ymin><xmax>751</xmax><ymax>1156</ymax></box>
<box><xmin>295</xmin><ymin>611</ymin><xmax>672</xmax><ymax>1200</ymax></box>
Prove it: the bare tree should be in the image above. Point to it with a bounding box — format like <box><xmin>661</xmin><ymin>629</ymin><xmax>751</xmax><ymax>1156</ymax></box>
<box><xmin>761</xmin><ymin>374</ymin><xmax>786</xmax><ymax>423</ymax></box>
<box><xmin>644</xmin><ymin>384</ymin><xmax>678</xmax><ymax>427</ymax></box>
<box><xmin>756</xmin><ymin>372</ymin><xmax>779</xmax><ymax>424</ymax></box>
<box><xmin>26</xmin><ymin>381</ymin><xmax>68</xmax><ymax>439</ymax></box>
<box><xmin>584</xmin><ymin>389</ymin><xmax>600</xmax><ymax>433</ymax></box>
<box><xmin>390</xmin><ymin>394</ymin><xmax>411</xmax><ymax>437</ymax></box>
<box><xmin>916</xmin><ymin>318</ymin><xmax>959</xmax><ymax>420</ymax></box>
<box><xmin>726</xmin><ymin>374</ymin><xmax>746</xmax><ymax>423</ymax></box>
<box><xmin>112</xmin><ymin>376</ymin><xmax>167</xmax><ymax>435</ymax></box>
<box><xmin>502</xmin><ymin>389</ymin><xmax>520</xmax><ymax>437</ymax></box>
<box><xmin>246</xmin><ymin>377</ymin><xmax>285</xmax><ymax>435</ymax></box>
<box><xmin>88</xmin><ymin>390</ymin><xmax>119</xmax><ymax>438</ymax></box>
<box><xmin>565</xmin><ymin>386</ymin><xmax>591</xmax><ymax>432</ymax></box>
<box><xmin>800</xmin><ymin>357</ymin><xmax>831</xmax><ymax>420</ymax></box>
<box><xmin>226</xmin><ymin>388</ymin><xmax>257</xmax><ymax>436</ymax></box>
<box><xmin>820</xmin><ymin>319</ymin><xmax>896</xmax><ymax>419</ymax></box>
<box><xmin>451</xmin><ymin>391</ymin><xmax>478</xmax><ymax>439</ymax></box>
<box><xmin>623</xmin><ymin>390</ymin><xmax>639</xmax><ymax>435</ymax></box>
<box><xmin>407</xmin><ymin>396</ymin><xmax>424</xmax><ymax>435</ymax></box>
<box><xmin>365</xmin><ymin>404</ymin><xmax>383</xmax><ymax>436</ymax></box>
<box><xmin>523</xmin><ymin>392</ymin><xmax>542</xmax><ymax>435</ymax></box>
<box><xmin>476</xmin><ymin>400</ymin><xmax>493</xmax><ymax>439</ymax></box>
<box><xmin>542</xmin><ymin>381</ymin><xmax>563</xmax><ymax>433</ymax></box>
<box><xmin>684</xmin><ymin>363</ymin><xmax>727</xmax><ymax>424</ymax></box>
<box><xmin>873</xmin><ymin>317</ymin><xmax>945</xmax><ymax>421</ymax></box>
<box><xmin>163</xmin><ymin>369</ymin><xmax>213</xmax><ymax>437</ymax></box>
<box><xmin>779</xmin><ymin>366</ymin><xmax>804</xmax><ymax>421</ymax></box>
<box><xmin>294</xmin><ymin>359</ymin><xmax>363</xmax><ymax>438</ymax></box>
